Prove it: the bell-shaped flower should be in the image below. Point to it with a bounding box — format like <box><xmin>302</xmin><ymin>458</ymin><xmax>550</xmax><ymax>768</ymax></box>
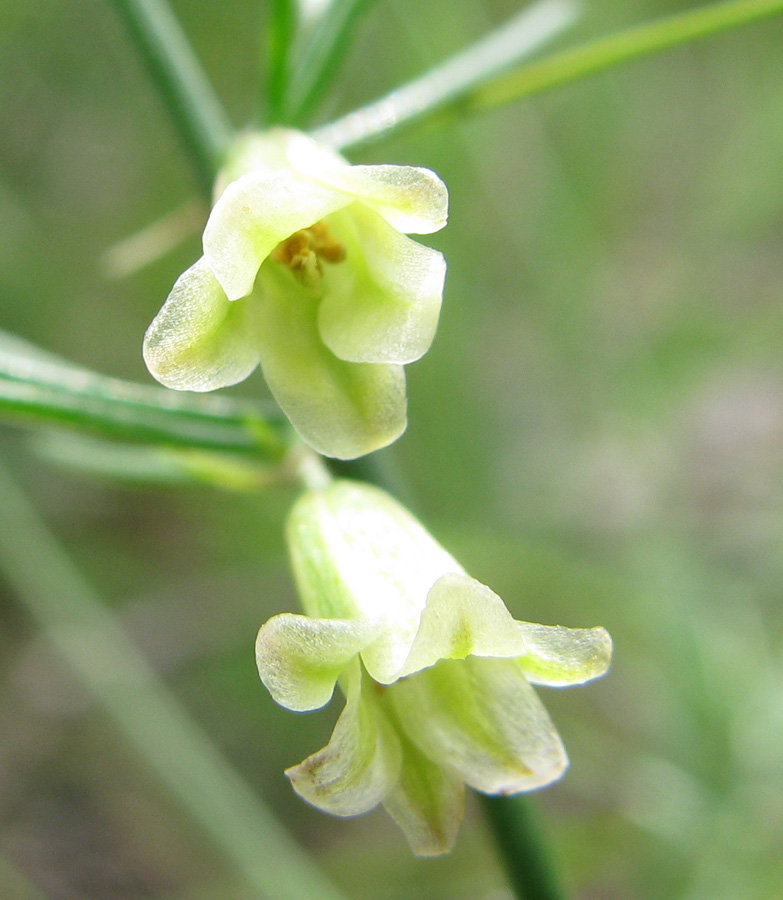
<box><xmin>143</xmin><ymin>129</ymin><xmax>448</xmax><ymax>460</ymax></box>
<box><xmin>256</xmin><ymin>481</ymin><xmax>612</xmax><ymax>856</ymax></box>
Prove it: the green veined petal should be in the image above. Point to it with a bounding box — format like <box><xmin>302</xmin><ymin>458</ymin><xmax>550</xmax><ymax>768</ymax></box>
<box><xmin>287</xmin><ymin>132</ymin><xmax>448</xmax><ymax>234</ymax></box>
<box><xmin>391</xmin><ymin>656</ymin><xmax>568</xmax><ymax>794</ymax></box>
<box><xmin>255</xmin><ymin>613</ymin><xmax>384</xmax><ymax>711</ymax></box>
<box><xmin>318</xmin><ymin>205</ymin><xmax>445</xmax><ymax>365</ymax></box>
<box><xmin>382</xmin><ymin>725</ymin><xmax>465</xmax><ymax>857</ymax></box>
<box><xmin>286</xmin><ymin>660</ymin><xmax>402</xmax><ymax>816</ymax></box>
<box><xmin>516</xmin><ymin>623</ymin><xmax>613</xmax><ymax>686</ymax></box>
<box><xmin>286</xmin><ymin>480</ymin><xmax>463</xmax><ymax>681</ymax></box>
<box><xmin>282</xmin><ymin>127</ymin><xmax>349</xmax><ymax>173</ymax></box>
<box><xmin>143</xmin><ymin>257</ymin><xmax>259</xmax><ymax>391</ymax></box>
<box><xmin>331</xmin><ymin>165</ymin><xmax>448</xmax><ymax>235</ymax></box>
<box><xmin>397</xmin><ymin>573</ymin><xmax>528</xmax><ymax>678</ymax></box>
<box><xmin>203</xmin><ymin>169</ymin><xmax>350</xmax><ymax>300</ymax></box>
<box><xmin>254</xmin><ymin>264</ymin><xmax>407</xmax><ymax>459</ymax></box>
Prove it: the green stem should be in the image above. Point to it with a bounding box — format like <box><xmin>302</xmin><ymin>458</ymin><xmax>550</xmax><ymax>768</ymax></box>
<box><xmin>480</xmin><ymin>795</ymin><xmax>566</xmax><ymax>900</ymax></box>
<box><xmin>315</xmin><ymin>0</ymin><xmax>783</xmax><ymax>152</ymax></box>
<box><xmin>109</xmin><ymin>0</ymin><xmax>233</xmax><ymax>195</ymax></box>
<box><xmin>311</xmin><ymin>0</ymin><xmax>578</xmax><ymax>150</ymax></box>
<box><xmin>264</xmin><ymin>0</ymin><xmax>297</xmax><ymax>124</ymax></box>
<box><xmin>0</xmin><ymin>458</ymin><xmax>351</xmax><ymax>900</ymax></box>
<box><xmin>0</xmin><ymin>335</ymin><xmax>290</xmax><ymax>461</ymax></box>
<box><xmin>465</xmin><ymin>0</ymin><xmax>783</xmax><ymax>112</ymax></box>
<box><xmin>285</xmin><ymin>0</ymin><xmax>377</xmax><ymax>126</ymax></box>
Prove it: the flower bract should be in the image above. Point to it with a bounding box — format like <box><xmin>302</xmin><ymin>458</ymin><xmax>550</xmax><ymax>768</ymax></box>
<box><xmin>143</xmin><ymin>129</ymin><xmax>448</xmax><ymax>459</ymax></box>
<box><xmin>256</xmin><ymin>480</ymin><xmax>613</xmax><ymax>855</ymax></box>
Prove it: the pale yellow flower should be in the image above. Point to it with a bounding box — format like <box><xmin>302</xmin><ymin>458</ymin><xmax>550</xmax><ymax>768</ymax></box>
<box><xmin>256</xmin><ymin>481</ymin><xmax>613</xmax><ymax>855</ymax></box>
<box><xmin>143</xmin><ymin>129</ymin><xmax>448</xmax><ymax>459</ymax></box>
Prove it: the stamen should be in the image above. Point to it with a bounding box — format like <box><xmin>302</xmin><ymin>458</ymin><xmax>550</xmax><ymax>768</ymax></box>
<box><xmin>271</xmin><ymin>219</ymin><xmax>347</xmax><ymax>292</ymax></box>
<box><xmin>307</xmin><ymin>221</ymin><xmax>347</xmax><ymax>264</ymax></box>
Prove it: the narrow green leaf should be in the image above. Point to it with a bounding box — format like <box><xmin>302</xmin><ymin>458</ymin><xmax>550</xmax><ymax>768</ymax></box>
<box><xmin>467</xmin><ymin>0</ymin><xmax>783</xmax><ymax>113</ymax></box>
<box><xmin>33</xmin><ymin>432</ymin><xmax>284</xmax><ymax>491</ymax></box>
<box><xmin>109</xmin><ymin>0</ymin><xmax>233</xmax><ymax>195</ymax></box>
<box><xmin>284</xmin><ymin>0</ymin><xmax>378</xmax><ymax>126</ymax></box>
<box><xmin>265</xmin><ymin>0</ymin><xmax>297</xmax><ymax>124</ymax></box>
<box><xmin>312</xmin><ymin>0</ymin><xmax>578</xmax><ymax>151</ymax></box>
<box><xmin>316</xmin><ymin>0</ymin><xmax>783</xmax><ymax>152</ymax></box>
<box><xmin>0</xmin><ymin>333</ymin><xmax>290</xmax><ymax>461</ymax></box>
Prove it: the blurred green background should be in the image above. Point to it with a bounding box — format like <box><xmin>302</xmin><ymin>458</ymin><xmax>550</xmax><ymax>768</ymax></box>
<box><xmin>2</xmin><ymin>0</ymin><xmax>783</xmax><ymax>897</ymax></box>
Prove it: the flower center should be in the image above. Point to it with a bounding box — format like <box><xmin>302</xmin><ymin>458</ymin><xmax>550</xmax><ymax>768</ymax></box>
<box><xmin>271</xmin><ymin>220</ymin><xmax>346</xmax><ymax>294</ymax></box>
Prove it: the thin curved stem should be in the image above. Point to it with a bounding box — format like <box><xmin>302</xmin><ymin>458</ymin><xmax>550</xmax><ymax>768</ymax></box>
<box><xmin>480</xmin><ymin>795</ymin><xmax>566</xmax><ymax>900</ymax></box>
<box><xmin>109</xmin><ymin>0</ymin><xmax>233</xmax><ymax>195</ymax></box>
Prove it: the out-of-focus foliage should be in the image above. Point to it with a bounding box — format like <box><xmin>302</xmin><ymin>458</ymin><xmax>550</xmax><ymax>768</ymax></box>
<box><xmin>1</xmin><ymin>1</ymin><xmax>782</xmax><ymax>898</ymax></box>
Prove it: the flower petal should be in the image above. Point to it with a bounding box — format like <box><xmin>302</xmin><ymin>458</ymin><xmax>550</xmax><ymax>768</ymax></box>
<box><xmin>516</xmin><ymin>623</ymin><xmax>613</xmax><ymax>687</ymax></box>
<box><xmin>286</xmin><ymin>481</ymin><xmax>464</xmax><ymax>680</ymax></box>
<box><xmin>256</xmin><ymin>613</ymin><xmax>384</xmax><ymax>712</ymax></box>
<box><xmin>391</xmin><ymin>657</ymin><xmax>568</xmax><ymax>795</ymax></box>
<box><xmin>286</xmin><ymin>661</ymin><xmax>402</xmax><ymax>816</ymax></box>
<box><xmin>203</xmin><ymin>170</ymin><xmax>350</xmax><ymax>301</ymax></box>
<box><xmin>253</xmin><ymin>265</ymin><xmax>408</xmax><ymax>459</ymax></box>
<box><xmin>318</xmin><ymin>205</ymin><xmax>445</xmax><ymax>365</ymax></box>
<box><xmin>397</xmin><ymin>573</ymin><xmax>528</xmax><ymax>678</ymax></box>
<box><xmin>143</xmin><ymin>257</ymin><xmax>259</xmax><ymax>391</ymax></box>
<box><xmin>286</xmin><ymin>133</ymin><xmax>448</xmax><ymax>234</ymax></box>
<box><xmin>212</xmin><ymin>129</ymin><xmax>298</xmax><ymax>197</ymax></box>
<box><xmin>281</xmin><ymin>128</ymin><xmax>350</xmax><ymax>174</ymax></box>
<box><xmin>382</xmin><ymin>726</ymin><xmax>465</xmax><ymax>857</ymax></box>
<box><xmin>328</xmin><ymin>166</ymin><xmax>448</xmax><ymax>235</ymax></box>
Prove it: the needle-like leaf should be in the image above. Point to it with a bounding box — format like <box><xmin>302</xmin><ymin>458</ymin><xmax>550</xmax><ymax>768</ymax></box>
<box><xmin>283</xmin><ymin>0</ymin><xmax>379</xmax><ymax>126</ymax></box>
<box><xmin>265</xmin><ymin>0</ymin><xmax>297</xmax><ymax>123</ymax></box>
<box><xmin>312</xmin><ymin>0</ymin><xmax>578</xmax><ymax>150</ymax></box>
<box><xmin>0</xmin><ymin>332</ymin><xmax>290</xmax><ymax>461</ymax></box>
<box><xmin>314</xmin><ymin>0</ymin><xmax>783</xmax><ymax>152</ymax></box>
<box><xmin>109</xmin><ymin>0</ymin><xmax>233</xmax><ymax>194</ymax></box>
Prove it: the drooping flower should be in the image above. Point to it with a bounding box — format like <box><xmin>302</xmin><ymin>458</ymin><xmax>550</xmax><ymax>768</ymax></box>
<box><xmin>256</xmin><ymin>480</ymin><xmax>612</xmax><ymax>855</ymax></box>
<box><xmin>143</xmin><ymin>129</ymin><xmax>448</xmax><ymax>460</ymax></box>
